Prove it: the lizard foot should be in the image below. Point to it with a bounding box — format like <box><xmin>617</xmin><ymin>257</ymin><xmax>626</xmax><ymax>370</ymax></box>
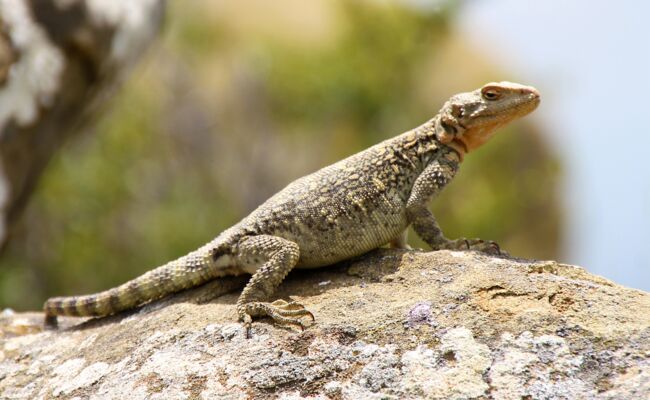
<box><xmin>240</xmin><ymin>299</ymin><xmax>314</xmax><ymax>337</ymax></box>
<box><xmin>439</xmin><ymin>238</ymin><xmax>504</xmax><ymax>255</ymax></box>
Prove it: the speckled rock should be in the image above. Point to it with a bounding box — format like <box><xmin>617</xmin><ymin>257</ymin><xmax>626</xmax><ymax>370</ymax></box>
<box><xmin>1</xmin><ymin>249</ymin><xmax>649</xmax><ymax>399</ymax></box>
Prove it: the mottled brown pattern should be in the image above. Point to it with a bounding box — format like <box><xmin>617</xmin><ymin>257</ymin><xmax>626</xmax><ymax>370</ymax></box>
<box><xmin>44</xmin><ymin>82</ymin><xmax>540</xmax><ymax>332</ymax></box>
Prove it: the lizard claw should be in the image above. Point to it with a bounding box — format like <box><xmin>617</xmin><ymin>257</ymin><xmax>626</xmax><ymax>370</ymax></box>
<box><xmin>243</xmin><ymin>314</ymin><xmax>253</xmax><ymax>339</ymax></box>
<box><xmin>271</xmin><ymin>299</ymin><xmax>305</xmax><ymax>310</ymax></box>
<box><xmin>239</xmin><ymin>300</ymin><xmax>315</xmax><ymax>336</ymax></box>
<box><xmin>479</xmin><ymin>240</ymin><xmax>509</xmax><ymax>256</ymax></box>
<box><xmin>271</xmin><ymin>299</ymin><xmax>314</xmax><ymax>321</ymax></box>
<box><xmin>440</xmin><ymin>238</ymin><xmax>504</xmax><ymax>255</ymax></box>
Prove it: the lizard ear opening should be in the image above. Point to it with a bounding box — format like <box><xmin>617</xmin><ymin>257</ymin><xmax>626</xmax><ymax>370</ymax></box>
<box><xmin>440</xmin><ymin>119</ymin><xmax>457</xmax><ymax>135</ymax></box>
<box><xmin>437</xmin><ymin>115</ymin><xmax>458</xmax><ymax>144</ymax></box>
<box><xmin>451</xmin><ymin>103</ymin><xmax>464</xmax><ymax>118</ymax></box>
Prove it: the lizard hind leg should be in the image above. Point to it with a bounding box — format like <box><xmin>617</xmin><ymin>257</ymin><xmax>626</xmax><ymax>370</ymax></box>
<box><xmin>235</xmin><ymin>235</ymin><xmax>313</xmax><ymax>335</ymax></box>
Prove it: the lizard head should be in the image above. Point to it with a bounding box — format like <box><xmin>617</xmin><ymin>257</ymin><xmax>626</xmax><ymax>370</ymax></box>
<box><xmin>435</xmin><ymin>82</ymin><xmax>540</xmax><ymax>158</ymax></box>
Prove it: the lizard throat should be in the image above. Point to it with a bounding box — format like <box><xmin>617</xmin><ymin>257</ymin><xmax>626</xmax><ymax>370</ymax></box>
<box><xmin>447</xmin><ymin>138</ymin><xmax>468</xmax><ymax>161</ymax></box>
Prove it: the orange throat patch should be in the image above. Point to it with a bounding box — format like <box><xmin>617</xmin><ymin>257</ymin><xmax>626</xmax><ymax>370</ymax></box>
<box><xmin>446</xmin><ymin>121</ymin><xmax>506</xmax><ymax>162</ymax></box>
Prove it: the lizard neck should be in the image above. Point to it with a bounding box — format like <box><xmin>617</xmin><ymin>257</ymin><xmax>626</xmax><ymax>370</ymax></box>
<box><xmin>408</xmin><ymin>117</ymin><xmax>465</xmax><ymax>166</ymax></box>
<box><xmin>428</xmin><ymin>115</ymin><xmax>467</xmax><ymax>162</ymax></box>
<box><xmin>444</xmin><ymin>140</ymin><xmax>467</xmax><ymax>162</ymax></box>
<box><xmin>386</xmin><ymin>117</ymin><xmax>464</xmax><ymax>177</ymax></box>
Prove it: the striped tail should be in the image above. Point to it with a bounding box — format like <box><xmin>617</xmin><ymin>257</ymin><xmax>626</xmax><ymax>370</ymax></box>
<box><xmin>44</xmin><ymin>244</ymin><xmax>225</xmax><ymax>327</ymax></box>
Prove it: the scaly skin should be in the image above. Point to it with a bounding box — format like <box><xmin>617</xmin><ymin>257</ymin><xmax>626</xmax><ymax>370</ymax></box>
<box><xmin>44</xmin><ymin>82</ymin><xmax>540</xmax><ymax>333</ymax></box>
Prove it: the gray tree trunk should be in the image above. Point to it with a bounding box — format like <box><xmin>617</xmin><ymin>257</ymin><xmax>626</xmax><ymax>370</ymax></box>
<box><xmin>0</xmin><ymin>0</ymin><xmax>165</xmax><ymax>248</ymax></box>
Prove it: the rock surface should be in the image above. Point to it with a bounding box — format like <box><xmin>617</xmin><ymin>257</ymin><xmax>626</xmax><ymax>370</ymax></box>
<box><xmin>1</xmin><ymin>249</ymin><xmax>649</xmax><ymax>399</ymax></box>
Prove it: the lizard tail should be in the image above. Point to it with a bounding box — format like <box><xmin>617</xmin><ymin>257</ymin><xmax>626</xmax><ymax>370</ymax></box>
<box><xmin>43</xmin><ymin>244</ymin><xmax>230</xmax><ymax>327</ymax></box>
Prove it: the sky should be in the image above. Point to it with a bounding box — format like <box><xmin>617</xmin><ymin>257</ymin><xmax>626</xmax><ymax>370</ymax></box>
<box><xmin>456</xmin><ymin>0</ymin><xmax>650</xmax><ymax>290</ymax></box>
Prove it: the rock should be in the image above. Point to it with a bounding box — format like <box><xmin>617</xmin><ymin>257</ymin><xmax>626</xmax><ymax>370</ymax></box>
<box><xmin>1</xmin><ymin>249</ymin><xmax>648</xmax><ymax>399</ymax></box>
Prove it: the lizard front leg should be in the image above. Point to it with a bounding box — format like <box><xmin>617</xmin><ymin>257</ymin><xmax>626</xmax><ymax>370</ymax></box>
<box><xmin>406</xmin><ymin>158</ymin><xmax>500</xmax><ymax>253</ymax></box>
<box><xmin>235</xmin><ymin>235</ymin><xmax>313</xmax><ymax>335</ymax></box>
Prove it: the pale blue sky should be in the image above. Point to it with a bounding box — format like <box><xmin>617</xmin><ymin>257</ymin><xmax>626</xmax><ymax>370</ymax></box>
<box><xmin>456</xmin><ymin>1</ymin><xmax>650</xmax><ymax>290</ymax></box>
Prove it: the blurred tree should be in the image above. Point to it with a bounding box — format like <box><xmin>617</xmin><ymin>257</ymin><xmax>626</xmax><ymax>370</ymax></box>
<box><xmin>0</xmin><ymin>0</ymin><xmax>560</xmax><ymax>311</ymax></box>
<box><xmin>0</xmin><ymin>0</ymin><xmax>165</xmax><ymax>250</ymax></box>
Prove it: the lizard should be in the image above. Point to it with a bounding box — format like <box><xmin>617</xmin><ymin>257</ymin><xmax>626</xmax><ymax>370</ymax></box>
<box><xmin>44</xmin><ymin>81</ymin><xmax>540</xmax><ymax>333</ymax></box>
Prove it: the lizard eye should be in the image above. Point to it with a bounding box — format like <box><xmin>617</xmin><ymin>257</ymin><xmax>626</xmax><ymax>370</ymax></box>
<box><xmin>481</xmin><ymin>88</ymin><xmax>502</xmax><ymax>101</ymax></box>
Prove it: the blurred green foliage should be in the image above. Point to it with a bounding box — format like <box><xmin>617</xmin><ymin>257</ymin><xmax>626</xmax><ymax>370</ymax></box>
<box><xmin>263</xmin><ymin>3</ymin><xmax>450</xmax><ymax>138</ymax></box>
<box><xmin>0</xmin><ymin>0</ymin><xmax>560</xmax><ymax>311</ymax></box>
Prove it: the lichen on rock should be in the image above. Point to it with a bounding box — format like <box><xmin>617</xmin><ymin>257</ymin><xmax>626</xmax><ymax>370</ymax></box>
<box><xmin>1</xmin><ymin>249</ymin><xmax>648</xmax><ymax>399</ymax></box>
